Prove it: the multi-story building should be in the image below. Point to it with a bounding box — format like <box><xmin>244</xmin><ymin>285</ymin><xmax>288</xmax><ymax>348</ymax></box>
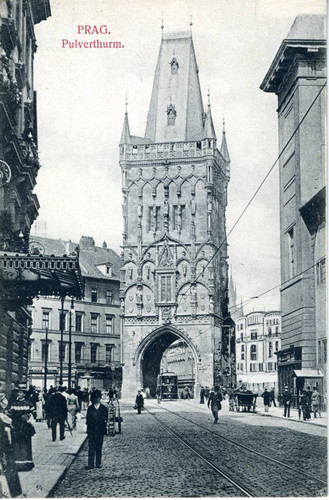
<box><xmin>119</xmin><ymin>28</ymin><xmax>233</xmax><ymax>398</ymax></box>
<box><xmin>0</xmin><ymin>2</ymin><xmax>82</xmax><ymax>397</ymax></box>
<box><xmin>235</xmin><ymin>311</ymin><xmax>281</xmax><ymax>394</ymax></box>
<box><xmin>160</xmin><ymin>340</ymin><xmax>195</xmax><ymax>395</ymax></box>
<box><xmin>261</xmin><ymin>15</ymin><xmax>326</xmax><ymax>404</ymax></box>
<box><xmin>28</xmin><ymin>236</ymin><xmax>122</xmax><ymax>391</ymax></box>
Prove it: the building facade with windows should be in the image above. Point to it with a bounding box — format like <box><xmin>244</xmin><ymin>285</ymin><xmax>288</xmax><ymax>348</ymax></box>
<box><xmin>28</xmin><ymin>236</ymin><xmax>122</xmax><ymax>391</ymax></box>
<box><xmin>235</xmin><ymin>311</ymin><xmax>281</xmax><ymax>394</ymax></box>
<box><xmin>261</xmin><ymin>15</ymin><xmax>326</xmax><ymax>403</ymax></box>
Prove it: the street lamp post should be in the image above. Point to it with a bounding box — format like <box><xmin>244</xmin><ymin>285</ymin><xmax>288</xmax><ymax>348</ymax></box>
<box><xmin>68</xmin><ymin>298</ymin><xmax>74</xmax><ymax>389</ymax></box>
<box><xmin>59</xmin><ymin>294</ymin><xmax>65</xmax><ymax>384</ymax></box>
<box><xmin>43</xmin><ymin>327</ymin><xmax>48</xmax><ymax>392</ymax></box>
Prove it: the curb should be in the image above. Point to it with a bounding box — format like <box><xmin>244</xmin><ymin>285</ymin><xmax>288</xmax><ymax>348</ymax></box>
<box><xmin>46</xmin><ymin>434</ymin><xmax>88</xmax><ymax>498</ymax></box>
<box><xmin>257</xmin><ymin>411</ymin><xmax>326</xmax><ymax>428</ymax></box>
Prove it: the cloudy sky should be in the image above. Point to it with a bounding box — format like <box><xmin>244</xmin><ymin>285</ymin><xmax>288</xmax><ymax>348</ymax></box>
<box><xmin>32</xmin><ymin>0</ymin><xmax>325</xmax><ymax>314</ymax></box>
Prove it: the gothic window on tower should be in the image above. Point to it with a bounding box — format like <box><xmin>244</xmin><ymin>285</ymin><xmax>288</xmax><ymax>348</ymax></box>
<box><xmin>148</xmin><ymin>206</ymin><xmax>161</xmax><ymax>232</ymax></box>
<box><xmin>167</xmin><ymin>104</ymin><xmax>176</xmax><ymax>126</ymax></box>
<box><xmin>158</xmin><ymin>274</ymin><xmax>173</xmax><ymax>303</ymax></box>
<box><xmin>172</xmin><ymin>205</ymin><xmax>185</xmax><ymax>231</ymax></box>
<box><xmin>170</xmin><ymin>57</ymin><xmax>179</xmax><ymax>75</ymax></box>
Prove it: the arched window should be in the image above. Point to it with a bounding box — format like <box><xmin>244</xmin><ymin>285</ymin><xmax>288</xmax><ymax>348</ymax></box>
<box><xmin>170</xmin><ymin>57</ymin><xmax>179</xmax><ymax>75</ymax></box>
<box><xmin>250</xmin><ymin>344</ymin><xmax>257</xmax><ymax>360</ymax></box>
<box><xmin>167</xmin><ymin>103</ymin><xmax>176</xmax><ymax>126</ymax></box>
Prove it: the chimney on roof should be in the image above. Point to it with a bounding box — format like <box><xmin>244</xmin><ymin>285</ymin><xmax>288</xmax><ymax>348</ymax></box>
<box><xmin>79</xmin><ymin>236</ymin><xmax>95</xmax><ymax>250</ymax></box>
<box><xmin>102</xmin><ymin>241</ymin><xmax>107</xmax><ymax>250</ymax></box>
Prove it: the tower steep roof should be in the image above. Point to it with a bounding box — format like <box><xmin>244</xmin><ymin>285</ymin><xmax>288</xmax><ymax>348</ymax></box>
<box><xmin>203</xmin><ymin>104</ymin><xmax>217</xmax><ymax>140</ymax></box>
<box><xmin>145</xmin><ymin>31</ymin><xmax>205</xmax><ymax>143</ymax></box>
<box><xmin>220</xmin><ymin>122</ymin><xmax>230</xmax><ymax>162</ymax></box>
<box><xmin>120</xmin><ymin>111</ymin><xmax>131</xmax><ymax>145</ymax></box>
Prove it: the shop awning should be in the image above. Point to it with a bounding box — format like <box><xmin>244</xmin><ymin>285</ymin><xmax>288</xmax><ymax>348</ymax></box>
<box><xmin>293</xmin><ymin>369</ymin><xmax>324</xmax><ymax>378</ymax></box>
<box><xmin>238</xmin><ymin>373</ymin><xmax>278</xmax><ymax>384</ymax></box>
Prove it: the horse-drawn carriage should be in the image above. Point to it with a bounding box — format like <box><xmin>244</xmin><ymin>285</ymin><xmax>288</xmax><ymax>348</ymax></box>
<box><xmin>230</xmin><ymin>391</ymin><xmax>258</xmax><ymax>413</ymax></box>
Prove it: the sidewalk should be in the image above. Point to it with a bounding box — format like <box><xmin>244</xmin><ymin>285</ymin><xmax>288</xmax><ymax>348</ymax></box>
<box><xmin>255</xmin><ymin>403</ymin><xmax>327</xmax><ymax>427</ymax></box>
<box><xmin>18</xmin><ymin>414</ymin><xmax>87</xmax><ymax>498</ymax></box>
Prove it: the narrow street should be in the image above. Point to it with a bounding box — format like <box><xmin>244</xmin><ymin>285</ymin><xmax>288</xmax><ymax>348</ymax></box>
<box><xmin>53</xmin><ymin>399</ymin><xmax>327</xmax><ymax>498</ymax></box>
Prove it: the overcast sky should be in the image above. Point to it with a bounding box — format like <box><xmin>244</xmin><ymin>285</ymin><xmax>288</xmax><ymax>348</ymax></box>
<box><xmin>32</xmin><ymin>0</ymin><xmax>325</xmax><ymax>314</ymax></box>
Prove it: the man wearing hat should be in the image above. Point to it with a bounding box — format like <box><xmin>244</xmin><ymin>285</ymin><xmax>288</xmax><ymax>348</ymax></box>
<box><xmin>86</xmin><ymin>389</ymin><xmax>108</xmax><ymax>469</ymax></box>
<box><xmin>48</xmin><ymin>386</ymin><xmax>68</xmax><ymax>441</ymax></box>
<box><xmin>282</xmin><ymin>385</ymin><xmax>292</xmax><ymax>417</ymax></box>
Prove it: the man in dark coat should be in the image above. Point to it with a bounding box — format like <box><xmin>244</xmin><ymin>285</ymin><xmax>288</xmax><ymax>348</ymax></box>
<box><xmin>261</xmin><ymin>388</ymin><xmax>271</xmax><ymax>412</ymax></box>
<box><xmin>207</xmin><ymin>386</ymin><xmax>223</xmax><ymax>424</ymax></box>
<box><xmin>135</xmin><ymin>390</ymin><xmax>144</xmax><ymax>414</ymax></box>
<box><xmin>282</xmin><ymin>386</ymin><xmax>292</xmax><ymax>417</ymax></box>
<box><xmin>48</xmin><ymin>387</ymin><xmax>68</xmax><ymax>441</ymax></box>
<box><xmin>86</xmin><ymin>390</ymin><xmax>108</xmax><ymax>469</ymax></box>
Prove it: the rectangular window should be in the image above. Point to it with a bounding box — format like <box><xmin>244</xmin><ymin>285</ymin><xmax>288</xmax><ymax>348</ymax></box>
<box><xmin>105</xmin><ymin>345</ymin><xmax>113</xmax><ymax>363</ymax></box>
<box><xmin>75</xmin><ymin>313</ymin><xmax>83</xmax><ymax>332</ymax></box>
<box><xmin>91</xmin><ymin>288</ymin><xmax>98</xmax><ymax>303</ymax></box>
<box><xmin>58</xmin><ymin>341</ymin><xmax>67</xmax><ymax>362</ymax></box>
<box><xmin>59</xmin><ymin>311</ymin><xmax>67</xmax><ymax>331</ymax></box>
<box><xmin>250</xmin><ymin>344</ymin><xmax>257</xmax><ymax>361</ymax></box>
<box><xmin>241</xmin><ymin>353</ymin><xmax>245</xmax><ymax>360</ymax></box>
<box><xmin>159</xmin><ymin>275</ymin><xmax>172</xmax><ymax>302</ymax></box>
<box><xmin>251</xmin><ymin>331</ymin><xmax>258</xmax><ymax>340</ymax></box>
<box><xmin>317</xmin><ymin>258</ymin><xmax>326</xmax><ymax>284</ymax></box>
<box><xmin>268</xmin><ymin>342</ymin><xmax>272</xmax><ymax>357</ymax></box>
<box><xmin>259</xmin><ymin>363</ymin><xmax>264</xmax><ymax>372</ymax></box>
<box><xmin>106</xmin><ymin>266</ymin><xmax>112</xmax><ymax>276</ymax></box>
<box><xmin>90</xmin><ymin>314</ymin><xmax>99</xmax><ymax>334</ymax></box>
<box><xmin>75</xmin><ymin>343</ymin><xmax>83</xmax><ymax>363</ymax></box>
<box><xmin>240</xmin><ymin>333</ymin><xmax>244</xmax><ymax>341</ymax></box>
<box><xmin>106</xmin><ymin>290</ymin><xmax>113</xmax><ymax>305</ymax></box>
<box><xmin>250</xmin><ymin>363</ymin><xmax>256</xmax><ymax>372</ymax></box>
<box><xmin>275</xmin><ymin>341</ymin><xmax>279</xmax><ymax>352</ymax></box>
<box><xmin>241</xmin><ymin>344</ymin><xmax>245</xmax><ymax>352</ymax></box>
<box><xmin>41</xmin><ymin>341</ymin><xmax>50</xmax><ymax>362</ymax></box>
<box><xmin>42</xmin><ymin>311</ymin><xmax>50</xmax><ymax>330</ymax></box>
<box><xmin>287</xmin><ymin>227</ymin><xmax>295</xmax><ymax>278</ymax></box>
<box><xmin>90</xmin><ymin>343</ymin><xmax>98</xmax><ymax>363</ymax></box>
<box><xmin>268</xmin><ymin>362</ymin><xmax>273</xmax><ymax>371</ymax></box>
<box><xmin>106</xmin><ymin>316</ymin><xmax>113</xmax><ymax>335</ymax></box>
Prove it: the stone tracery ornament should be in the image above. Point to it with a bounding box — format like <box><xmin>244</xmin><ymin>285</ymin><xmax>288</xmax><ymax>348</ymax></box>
<box><xmin>0</xmin><ymin>160</ymin><xmax>12</xmax><ymax>184</ymax></box>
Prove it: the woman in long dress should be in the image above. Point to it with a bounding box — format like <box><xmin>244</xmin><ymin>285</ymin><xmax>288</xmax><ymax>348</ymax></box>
<box><xmin>7</xmin><ymin>385</ymin><xmax>35</xmax><ymax>471</ymax></box>
<box><xmin>66</xmin><ymin>389</ymin><xmax>79</xmax><ymax>430</ymax></box>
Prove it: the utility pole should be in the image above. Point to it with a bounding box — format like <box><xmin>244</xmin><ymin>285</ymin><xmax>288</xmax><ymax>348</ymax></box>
<box><xmin>43</xmin><ymin>327</ymin><xmax>48</xmax><ymax>392</ymax></box>
<box><xmin>59</xmin><ymin>294</ymin><xmax>65</xmax><ymax>384</ymax></box>
<box><xmin>68</xmin><ymin>297</ymin><xmax>74</xmax><ymax>389</ymax></box>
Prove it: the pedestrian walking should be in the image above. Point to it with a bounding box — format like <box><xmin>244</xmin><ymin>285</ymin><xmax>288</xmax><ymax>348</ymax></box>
<box><xmin>261</xmin><ymin>388</ymin><xmax>271</xmax><ymax>412</ymax></box>
<box><xmin>48</xmin><ymin>386</ymin><xmax>68</xmax><ymax>441</ymax></box>
<box><xmin>200</xmin><ymin>387</ymin><xmax>205</xmax><ymax>404</ymax></box>
<box><xmin>7</xmin><ymin>384</ymin><xmax>36</xmax><ymax>471</ymax></box>
<box><xmin>300</xmin><ymin>390</ymin><xmax>311</xmax><ymax>420</ymax></box>
<box><xmin>135</xmin><ymin>390</ymin><xmax>144</xmax><ymax>414</ymax></box>
<box><xmin>311</xmin><ymin>387</ymin><xmax>321</xmax><ymax>418</ymax></box>
<box><xmin>269</xmin><ymin>388</ymin><xmax>276</xmax><ymax>407</ymax></box>
<box><xmin>282</xmin><ymin>386</ymin><xmax>292</xmax><ymax>417</ymax></box>
<box><xmin>207</xmin><ymin>386</ymin><xmax>223</xmax><ymax>424</ymax></box>
<box><xmin>204</xmin><ymin>386</ymin><xmax>210</xmax><ymax>402</ymax></box>
<box><xmin>184</xmin><ymin>386</ymin><xmax>190</xmax><ymax>400</ymax></box>
<box><xmin>86</xmin><ymin>390</ymin><xmax>108</xmax><ymax>469</ymax></box>
<box><xmin>155</xmin><ymin>387</ymin><xmax>161</xmax><ymax>404</ymax></box>
<box><xmin>67</xmin><ymin>388</ymin><xmax>79</xmax><ymax>430</ymax></box>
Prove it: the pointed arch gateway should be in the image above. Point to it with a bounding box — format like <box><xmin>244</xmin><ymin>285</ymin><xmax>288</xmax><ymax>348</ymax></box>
<box><xmin>133</xmin><ymin>325</ymin><xmax>200</xmax><ymax>397</ymax></box>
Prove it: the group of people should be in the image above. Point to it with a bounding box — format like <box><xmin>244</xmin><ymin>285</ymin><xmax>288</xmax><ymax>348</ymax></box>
<box><xmin>260</xmin><ymin>387</ymin><xmax>277</xmax><ymax>412</ymax></box>
<box><xmin>299</xmin><ymin>386</ymin><xmax>321</xmax><ymax>420</ymax></box>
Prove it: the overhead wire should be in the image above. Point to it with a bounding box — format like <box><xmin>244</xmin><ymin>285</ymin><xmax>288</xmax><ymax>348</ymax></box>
<box><xmin>176</xmin><ymin>79</ymin><xmax>327</xmax><ymax>308</ymax></box>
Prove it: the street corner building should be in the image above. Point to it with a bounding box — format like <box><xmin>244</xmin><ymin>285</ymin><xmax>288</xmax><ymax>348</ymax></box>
<box><xmin>119</xmin><ymin>29</ymin><xmax>235</xmax><ymax>399</ymax></box>
<box><xmin>261</xmin><ymin>15</ymin><xmax>327</xmax><ymax>405</ymax></box>
<box><xmin>28</xmin><ymin>236</ymin><xmax>122</xmax><ymax>392</ymax></box>
<box><xmin>0</xmin><ymin>1</ymin><xmax>83</xmax><ymax>396</ymax></box>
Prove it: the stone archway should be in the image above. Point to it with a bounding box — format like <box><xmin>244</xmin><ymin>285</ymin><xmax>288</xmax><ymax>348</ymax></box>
<box><xmin>134</xmin><ymin>325</ymin><xmax>200</xmax><ymax>397</ymax></box>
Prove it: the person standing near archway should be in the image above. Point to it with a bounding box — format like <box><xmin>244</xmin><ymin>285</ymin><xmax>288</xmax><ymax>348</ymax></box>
<box><xmin>208</xmin><ymin>386</ymin><xmax>223</xmax><ymax>424</ymax></box>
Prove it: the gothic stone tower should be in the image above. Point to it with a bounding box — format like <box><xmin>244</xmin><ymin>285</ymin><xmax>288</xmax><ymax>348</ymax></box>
<box><xmin>119</xmin><ymin>30</ymin><xmax>232</xmax><ymax>398</ymax></box>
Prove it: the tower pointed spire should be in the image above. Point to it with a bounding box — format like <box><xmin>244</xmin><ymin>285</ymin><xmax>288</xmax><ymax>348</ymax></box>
<box><xmin>120</xmin><ymin>96</ymin><xmax>131</xmax><ymax>145</ymax></box>
<box><xmin>203</xmin><ymin>89</ymin><xmax>216</xmax><ymax>140</ymax></box>
<box><xmin>220</xmin><ymin>117</ymin><xmax>230</xmax><ymax>162</ymax></box>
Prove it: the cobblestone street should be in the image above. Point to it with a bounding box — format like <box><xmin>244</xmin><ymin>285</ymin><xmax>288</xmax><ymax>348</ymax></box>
<box><xmin>53</xmin><ymin>399</ymin><xmax>327</xmax><ymax>497</ymax></box>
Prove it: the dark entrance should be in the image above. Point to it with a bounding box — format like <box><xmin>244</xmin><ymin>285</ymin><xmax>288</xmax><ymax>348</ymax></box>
<box><xmin>141</xmin><ymin>330</ymin><xmax>180</xmax><ymax>397</ymax></box>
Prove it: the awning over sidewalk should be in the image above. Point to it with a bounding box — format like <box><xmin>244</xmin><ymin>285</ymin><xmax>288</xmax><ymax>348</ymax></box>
<box><xmin>238</xmin><ymin>373</ymin><xmax>278</xmax><ymax>384</ymax></box>
<box><xmin>293</xmin><ymin>369</ymin><xmax>324</xmax><ymax>378</ymax></box>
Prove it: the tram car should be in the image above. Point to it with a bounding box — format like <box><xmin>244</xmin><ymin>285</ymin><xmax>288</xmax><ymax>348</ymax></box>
<box><xmin>156</xmin><ymin>372</ymin><xmax>178</xmax><ymax>400</ymax></box>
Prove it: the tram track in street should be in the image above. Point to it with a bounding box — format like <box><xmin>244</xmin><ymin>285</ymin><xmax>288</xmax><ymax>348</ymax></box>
<box><xmin>145</xmin><ymin>402</ymin><xmax>327</xmax><ymax>497</ymax></box>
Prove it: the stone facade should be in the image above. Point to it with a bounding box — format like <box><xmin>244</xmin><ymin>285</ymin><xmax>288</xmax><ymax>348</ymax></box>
<box><xmin>28</xmin><ymin>236</ymin><xmax>122</xmax><ymax>391</ymax></box>
<box><xmin>119</xmin><ymin>30</ymin><xmax>232</xmax><ymax>398</ymax></box>
<box><xmin>261</xmin><ymin>15</ymin><xmax>326</xmax><ymax>403</ymax></box>
<box><xmin>0</xmin><ymin>0</ymin><xmax>51</xmax><ymax>395</ymax></box>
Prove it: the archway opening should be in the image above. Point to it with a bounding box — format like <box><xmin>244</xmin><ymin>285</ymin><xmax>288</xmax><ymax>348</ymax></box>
<box><xmin>141</xmin><ymin>330</ymin><xmax>196</xmax><ymax>398</ymax></box>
